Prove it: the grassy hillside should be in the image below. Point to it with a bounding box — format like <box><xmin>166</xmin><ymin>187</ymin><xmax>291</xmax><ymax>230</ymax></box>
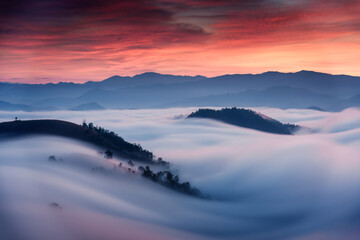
<box><xmin>0</xmin><ymin>119</ymin><xmax>155</xmax><ymax>162</ymax></box>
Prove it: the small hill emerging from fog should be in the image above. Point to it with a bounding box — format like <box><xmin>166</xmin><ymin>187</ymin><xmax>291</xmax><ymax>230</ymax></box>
<box><xmin>188</xmin><ymin>108</ymin><xmax>300</xmax><ymax>135</ymax></box>
<box><xmin>306</xmin><ymin>106</ymin><xmax>326</xmax><ymax>111</ymax></box>
<box><xmin>70</xmin><ymin>102</ymin><xmax>105</xmax><ymax>111</ymax></box>
<box><xmin>0</xmin><ymin>119</ymin><xmax>154</xmax><ymax>162</ymax></box>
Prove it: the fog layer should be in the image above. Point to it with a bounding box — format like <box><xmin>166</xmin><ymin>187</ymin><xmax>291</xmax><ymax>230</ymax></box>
<box><xmin>0</xmin><ymin>108</ymin><xmax>360</xmax><ymax>240</ymax></box>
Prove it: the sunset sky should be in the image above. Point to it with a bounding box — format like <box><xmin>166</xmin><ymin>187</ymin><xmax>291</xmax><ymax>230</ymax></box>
<box><xmin>1</xmin><ymin>0</ymin><xmax>360</xmax><ymax>83</ymax></box>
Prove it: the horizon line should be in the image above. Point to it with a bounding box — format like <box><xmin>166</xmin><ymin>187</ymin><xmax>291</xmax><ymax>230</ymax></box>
<box><xmin>1</xmin><ymin>69</ymin><xmax>359</xmax><ymax>85</ymax></box>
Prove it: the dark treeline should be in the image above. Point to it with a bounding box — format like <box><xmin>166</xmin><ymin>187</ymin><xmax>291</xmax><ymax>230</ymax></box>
<box><xmin>138</xmin><ymin>166</ymin><xmax>204</xmax><ymax>198</ymax></box>
<box><xmin>83</xmin><ymin>121</ymin><xmax>122</xmax><ymax>141</ymax></box>
<box><xmin>0</xmin><ymin>119</ymin><xmax>160</xmax><ymax>163</ymax></box>
<box><xmin>188</xmin><ymin>107</ymin><xmax>300</xmax><ymax>135</ymax></box>
<box><xmin>82</xmin><ymin>121</ymin><xmax>157</xmax><ymax>162</ymax></box>
<box><xmin>83</xmin><ymin>121</ymin><xmax>169</xmax><ymax>165</ymax></box>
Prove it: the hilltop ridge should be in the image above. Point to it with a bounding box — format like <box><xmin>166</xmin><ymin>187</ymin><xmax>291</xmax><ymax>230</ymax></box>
<box><xmin>0</xmin><ymin>119</ymin><xmax>156</xmax><ymax>163</ymax></box>
<box><xmin>188</xmin><ymin>107</ymin><xmax>300</xmax><ymax>135</ymax></box>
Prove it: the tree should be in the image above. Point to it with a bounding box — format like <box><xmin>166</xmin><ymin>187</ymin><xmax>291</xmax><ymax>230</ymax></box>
<box><xmin>142</xmin><ymin>166</ymin><xmax>153</xmax><ymax>178</ymax></box>
<box><xmin>156</xmin><ymin>171</ymin><xmax>165</xmax><ymax>180</ymax></box>
<box><xmin>104</xmin><ymin>150</ymin><xmax>113</xmax><ymax>159</ymax></box>
<box><xmin>180</xmin><ymin>182</ymin><xmax>191</xmax><ymax>192</ymax></box>
<box><xmin>166</xmin><ymin>171</ymin><xmax>173</xmax><ymax>183</ymax></box>
<box><xmin>173</xmin><ymin>175</ymin><xmax>179</xmax><ymax>184</ymax></box>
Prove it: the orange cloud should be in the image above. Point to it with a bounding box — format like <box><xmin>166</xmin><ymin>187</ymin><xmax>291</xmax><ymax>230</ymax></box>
<box><xmin>0</xmin><ymin>0</ymin><xmax>360</xmax><ymax>83</ymax></box>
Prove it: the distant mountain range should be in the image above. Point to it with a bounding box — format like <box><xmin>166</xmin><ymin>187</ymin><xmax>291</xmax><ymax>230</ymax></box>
<box><xmin>0</xmin><ymin>71</ymin><xmax>359</xmax><ymax>111</ymax></box>
<box><xmin>188</xmin><ymin>108</ymin><xmax>300</xmax><ymax>135</ymax></box>
<box><xmin>69</xmin><ymin>102</ymin><xmax>105</xmax><ymax>111</ymax></box>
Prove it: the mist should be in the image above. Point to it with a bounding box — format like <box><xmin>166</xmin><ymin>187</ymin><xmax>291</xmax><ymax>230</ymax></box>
<box><xmin>0</xmin><ymin>107</ymin><xmax>360</xmax><ymax>240</ymax></box>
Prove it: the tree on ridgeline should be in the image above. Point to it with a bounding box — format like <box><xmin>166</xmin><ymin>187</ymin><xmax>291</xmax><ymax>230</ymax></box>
<box><xmin>104</xmin><ymin>150</ymin><xmax>113</xmax><ymax>159</ymax></box>
<box><xmin>138</xmin><ymin>165</ymin><xmax>202</xmax><ymax>197</ymax></box>
<box><xmin>80</xmin><ymin>121</ymin><xmax>157</xmax><ymax>163</ymax></box>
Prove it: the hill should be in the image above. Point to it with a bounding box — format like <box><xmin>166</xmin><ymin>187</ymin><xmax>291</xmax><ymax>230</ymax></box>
<box><xmin>188</xmin><ymin>108</ymin><xmax>300</xmax><ymax>135</ymax></box>
<box><xmin>307</xmin><ymin>106</ymin><xmax>326</xmax><ymax>111</ymax></box>
<box><xmin>0</xmin><ymin>100</ymin><xmax>33</xmax><ymax>111</ymax></box>
<box><xmin>0</xmin><ymin>119</ymin><xmax>205</xmax><ymax>197</ymax></box>
<box><xmin>168</xmin><ymin>86</ymin><xmax>339</xmax><ymax>110</ymax></box>
<box><xmin>0</xmin><ymin>119</ymin><xmax>155</xmax><ymax>163</ymax></box>
<box><xmin>69</xmin><ymin>102</ymin><xmax>105</xmax><ymax>111</ymax></box>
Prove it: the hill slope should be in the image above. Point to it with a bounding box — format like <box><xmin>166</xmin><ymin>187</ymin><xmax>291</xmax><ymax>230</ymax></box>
<box><xmin>0</xmin><ymin>100</ymin><xmax>33</xmax><ymax>111</ymax></box>
<box><xmin>69</xmin><ymin>102</ymin><xmax>105</xmax><ymax>111</ymax></box>
<box><xmin>188</xmin><ymin>108</ymin><xmax>300</xmax><ymax>135</ymax></box>
<box><xmin>0</xmin><ymin>119</ymin><xmax>154</xmax><ymax>162</ymax></box>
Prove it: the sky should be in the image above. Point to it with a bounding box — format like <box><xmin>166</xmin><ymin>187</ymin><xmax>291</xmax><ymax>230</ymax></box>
<box><xmin>1</xmin><ymin>0</ymin><xmax>360</xmax><ymax>83</ymax></box>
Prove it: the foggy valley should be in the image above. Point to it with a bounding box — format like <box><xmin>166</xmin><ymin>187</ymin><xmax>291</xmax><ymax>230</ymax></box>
<box><xmin>2</xmin><ymin>0</ymin><xmax>360</xmax><ymax>239</ymax></box>
<box><xmin>1</xmin><ymin>107</ymin><xmax>360</xmax><ymax>240</ymax></box>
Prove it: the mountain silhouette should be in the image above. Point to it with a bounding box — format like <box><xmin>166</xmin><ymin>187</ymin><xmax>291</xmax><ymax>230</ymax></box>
<box><xmin>70</xmin><ymin>102</ymin><xmax>105</xmax><ymax>111</ymax></box>
<box><xmin>188</xmin><ymin>107</ymin><xmax>300</xmax><ymax>135</ymax></box>
<box><xmin>0</xmin><ymin>71</ymin><xmax>359</xmax><ymax>111</ymax></box>
<box><xmin>0</xmin><ymin>100</ymin><xmax>33</xmax><ymax>111</ymax></box>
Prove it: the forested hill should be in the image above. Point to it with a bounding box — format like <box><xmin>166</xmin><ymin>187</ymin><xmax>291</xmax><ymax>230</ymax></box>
<box><xmin>188</xmin><ymin>108</ymin><xmax>300</xmax><ymax>135</ymax></box>
<box><xmin>0</xmin><ymin>119</ymin><xmax>156</xmax><ymax>163</ymax></box>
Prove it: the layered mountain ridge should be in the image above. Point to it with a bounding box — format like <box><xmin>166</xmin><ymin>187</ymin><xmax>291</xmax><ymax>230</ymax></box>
<box><xmin>1</xmin><ymin>70</ymin><xmax>359</xmax><ymax>111</ymax></box>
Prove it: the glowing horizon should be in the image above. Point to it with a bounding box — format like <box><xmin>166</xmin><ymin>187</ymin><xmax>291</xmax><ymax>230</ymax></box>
<box><xmin>1</xmin><ymin>0</ymin><xmax>360</xmax><ymax>83</ymax></box>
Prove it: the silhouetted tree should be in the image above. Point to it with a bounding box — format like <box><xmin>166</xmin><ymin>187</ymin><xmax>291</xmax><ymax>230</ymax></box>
<box><xmin>138</xmin><ymin>165</ymin><xmax>203</xmax><ymax>197</ymax></box>
<box><xmin>166</xmin><ymin>171</ymin><xmax>173</xmax><ymax>183</ymax></box>
<box><xmin>104</xmin><ymin>150</ymin><xmax>113</xmax><ymax>159</ymax></box>
<box><xmin>173</xmin><ymin>175</ymin><xmax>179</xmax><ymax>184</ymax></box>
<box><xmin>81</xmin><ymin>122</ymin><xmax>156</xmax><ymax>163</ymax></box>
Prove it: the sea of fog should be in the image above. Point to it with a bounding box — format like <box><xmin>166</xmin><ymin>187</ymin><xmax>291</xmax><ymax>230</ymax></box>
<box><xmin>0</xmin><ymin>107</ymin><xmax>360</xmax><ymax>240</ymax></box>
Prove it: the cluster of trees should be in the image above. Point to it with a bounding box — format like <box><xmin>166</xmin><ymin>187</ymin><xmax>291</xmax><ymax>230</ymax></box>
<box><xmin>82</xmin><ymin>121</ymin><xmax>122</xmax><ymax>141</ymax></box>
<box><xmin>284</xmin><ymin>123</ymin><xmax>301</xmax><ymax>132</ymax></box>
<box><xmin>138</xmin><ymin>166</ymin><xmax>202</xmax><ymax>197</ymax></box>
<box><xmin>48</xmin><ymin>155</ymin><xmax>63</xmax><ymax>162</ymax></box>
<box><xmin>81</xmin><ymin>120</ymin><xmax>154</xmax><ymax>162</ymax></box>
